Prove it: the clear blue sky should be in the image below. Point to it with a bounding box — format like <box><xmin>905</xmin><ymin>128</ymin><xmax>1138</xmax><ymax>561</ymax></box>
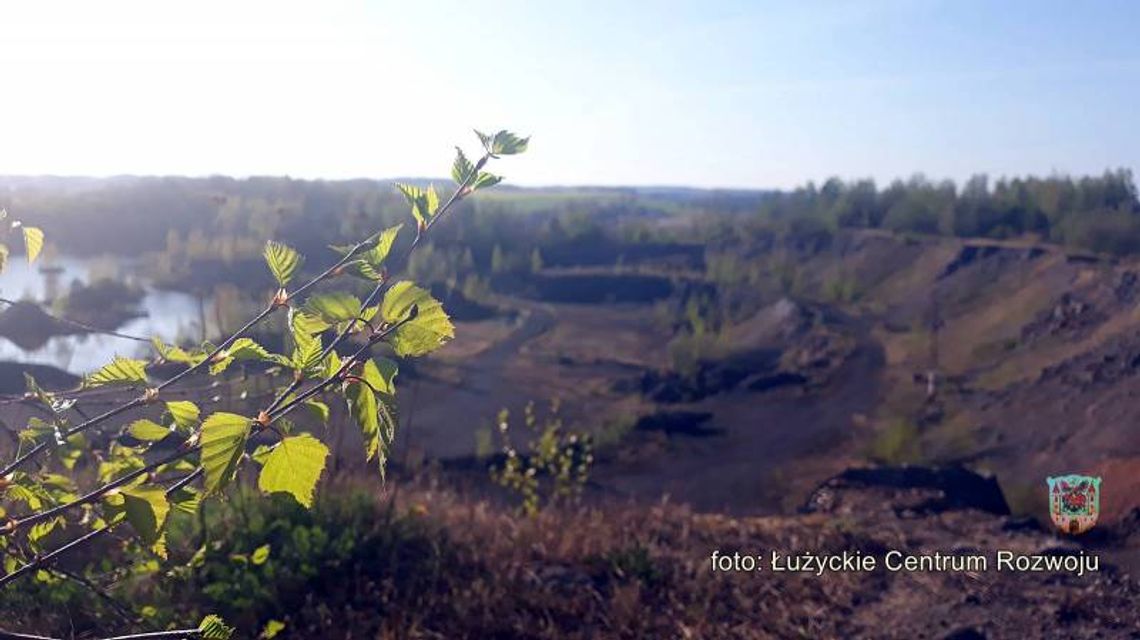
<box><xmin>1</xmin><ymin>0</ymin><xmax>1137</xmax><ymax>189</ymax></box>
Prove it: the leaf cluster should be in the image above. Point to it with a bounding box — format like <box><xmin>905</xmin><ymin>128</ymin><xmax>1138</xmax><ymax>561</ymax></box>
<box><xmin>0</xmin><ymin>129</ymin><xmax>528</xmax><ymax>637</ymax></box>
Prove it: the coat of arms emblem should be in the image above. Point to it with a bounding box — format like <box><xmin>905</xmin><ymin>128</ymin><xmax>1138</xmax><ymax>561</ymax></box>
<box><xmin>1046</xmin><ymin>475</ymin><xmax>1101</xmax><ymax>535</ymax></box>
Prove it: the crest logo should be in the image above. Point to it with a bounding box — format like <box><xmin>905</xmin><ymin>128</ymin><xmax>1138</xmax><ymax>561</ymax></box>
<box><xmin>1046</xmin><ymin>475</ymin><xmax>1101</xmax><ymax>535</ymax></box>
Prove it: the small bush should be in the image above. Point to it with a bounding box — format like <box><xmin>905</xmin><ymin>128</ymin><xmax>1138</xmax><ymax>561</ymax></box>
<box><xmin>490</xmin><ymin>400</ymin><xmax>593</xmax><ymax>515</ymax></box>
<box><xmin>866</xmin><ymin>419</ymin><xmax>922</xmax><ymax>465</ymax></box>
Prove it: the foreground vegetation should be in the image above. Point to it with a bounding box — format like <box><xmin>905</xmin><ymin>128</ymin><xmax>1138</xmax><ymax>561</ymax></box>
<box><xmin>5</xmin><ymin>477</ymin><xmax>1137</xmax><ymax>639</ymax></box>
<box><xmin>0</xmin><ymin>131</ymin><xmax>528</xmax><ymax>638</ymax></box>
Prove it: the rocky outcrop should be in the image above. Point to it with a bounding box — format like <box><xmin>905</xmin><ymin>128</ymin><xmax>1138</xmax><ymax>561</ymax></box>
<box><xmin>802</xmin><ymin>465</ymin><xmax>1010</xmax><ymax>517</ymax></box>
<box><xmin>1020</xmin><ymin>293</ymin><xmax>1106</xmax><ymax>343</ymax></box>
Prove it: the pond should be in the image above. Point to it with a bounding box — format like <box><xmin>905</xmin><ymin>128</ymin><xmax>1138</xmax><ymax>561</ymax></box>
<box><xmin>0</xmin><ymin>256</ymin><xmax>215</xmax><ymax>374</ymax></box>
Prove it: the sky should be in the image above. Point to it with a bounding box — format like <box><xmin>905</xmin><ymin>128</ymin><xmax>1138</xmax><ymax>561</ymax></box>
<box><xmin>1</xmin><ymin>0</ymin><xmax>1138</xmax><ymax>189</ymax></box>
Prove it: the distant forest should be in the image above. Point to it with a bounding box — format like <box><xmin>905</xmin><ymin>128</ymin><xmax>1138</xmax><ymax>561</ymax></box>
<box><xmin>1</xmin><ymin>169</ymin><xmax>1138</xmax><ymax>262</ymax></box>
<box><xmin>758</xmin><ymin>169</ymin><xmax>1140</xmax><ymax>255</ymax></box>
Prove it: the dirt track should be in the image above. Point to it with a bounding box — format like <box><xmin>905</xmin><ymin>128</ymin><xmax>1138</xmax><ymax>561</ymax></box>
<box><xmin>394</xmin><ymin>301</ymin><xmax>559</xmax><ymax>459</ymax></box>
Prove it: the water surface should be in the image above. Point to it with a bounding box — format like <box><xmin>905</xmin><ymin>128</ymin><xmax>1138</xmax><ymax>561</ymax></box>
<box><xmin>0</xmin><ymin>257</ymin><xmax>213</xmax><ymax>373</ymax></box>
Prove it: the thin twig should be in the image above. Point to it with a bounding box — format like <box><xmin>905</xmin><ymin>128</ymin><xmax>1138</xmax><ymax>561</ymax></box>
<box><xmin>0</xmin><ymin>629</ymin><xmax>202</xmax><ymax>640</ymax></box>
<box><xmin>0</xmin><ymin>297</ymin><xmax>150</xmax><ymax>343</ymax></box>
<box><xmin>0</xmin><ymin>233</ymin><xmax>377</xmax><ymax>475</ymax></box>
<box><xmin>8</xmin><ymin>445</ymin><xmax>191</xmax><ymax>530</ymax></box>
<box><xmin>0</xmin><ymin>315</ymin><xmax>414</xmax><ymax>587</ymax></box>
<box><xmin>50</xmin><ymin>566</ymin><xmax>139</xmax><ymax>626</ymax></box>
<box><xmin>0</xmin><ymin>524</ymin><xmax>111</xmax><ymax>588</ymax></box>
<box><xmin>0</xmin><ymin>546</ymin><xmax>136</xmax><ymax>625</ymax></box>
<box><xmin>0</xmin><ymin>398</ymin><xmax>147</xmax><ymax>478</ymax></box>
<box><xmin>263</xmin><ymin>157</ymin><xmax>483</xmax><ymax>417</ymax></box>
<box><xmin>0</xmin><ymin>151</ymin><xmax>493</xmax><ymax>592</ymax></box>
<box><xmin>0</xmin><ymin>629</ymin><xmax>59</xmax><ymax>640</ymax></box>
<box><xmin>165</xmin><ymin>467</ymin><xmax>203</xmax><ymax>494</ymax></box>
<box><xmin>99</xmin><ymin>628</ymin><xmax>203</xmax><ymax>639</ymax></box>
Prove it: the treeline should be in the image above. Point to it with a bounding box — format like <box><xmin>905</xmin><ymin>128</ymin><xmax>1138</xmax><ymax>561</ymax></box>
<box><xmin>756</xmin><ymin>170</ymin><xmax>1140</xmax><ymax>255</ymax></box>
<box><xmin>0</xmin><ymin>177</ymin><xmax>680</xmax><ymax>259</ymax></box>
<box><xmin>0</xmin><ymin>176</ymin><xmax>411</xmax><ymax>258</ymax></box>
<box><xmin>7</xmin><ymin>170</ymin><xmax>1140</xmax><ymax>268</ymax></box>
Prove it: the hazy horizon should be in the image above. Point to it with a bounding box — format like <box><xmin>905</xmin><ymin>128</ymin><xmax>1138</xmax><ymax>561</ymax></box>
<box><xmin>2</xmin><ymin>0</ymin><xmax>1138</xmax><ymax>189</ymax></box>
<box><xmin>1</xmin><ymin>168</ymin><xmax>1135</xmax><ymax>194</ymax></box>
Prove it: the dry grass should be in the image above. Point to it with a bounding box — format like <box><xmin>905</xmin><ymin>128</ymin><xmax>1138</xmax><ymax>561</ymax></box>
<box><xmin>524</xmin><ymin>302</ymin><xmax>671</xmax><ymax>370</ymax></box>
<box><xmin>5</xmin><ymin>473</ymin><xmax>1140</xmax><ymax>640</ymax></box>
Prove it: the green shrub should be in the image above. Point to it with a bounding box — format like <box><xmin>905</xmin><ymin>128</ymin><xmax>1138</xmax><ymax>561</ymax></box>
<box><xmin>490</xmin><ymin>401</ymin><xmax>593</xmax><ymax>516</ymax></box>
<box><xmin>0</xmin><ymin>130</ymin><xmax>529</xmax><ymax>638</ymax></box>
<box><xmin>866</xmin><ymin>419</ymin><xmax>922</xmax><ymax>465</ymax></box>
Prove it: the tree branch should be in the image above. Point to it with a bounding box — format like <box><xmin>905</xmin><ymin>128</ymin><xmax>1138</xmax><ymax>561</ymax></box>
<box><xmin>0</xmin><ymin>629</ymin><xmax>203</xmax><ymax>640</ymax></box>
<box><xmin>0</xmin><ymin>232</ymin><xmax>378</xmax><ymax>476</ymax></box>
<box><xmin>0</xmin><ymin>298</ymin><xmax>151</xmax><ymax>343</ymax></box>
<box><xmin>0</xmin><ymin>149</ymin><xmax>495</xmax><ymax>595</ymax></box>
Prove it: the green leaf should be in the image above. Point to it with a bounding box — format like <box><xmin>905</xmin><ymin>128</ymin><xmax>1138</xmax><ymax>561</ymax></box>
<box><xmin>376</xmin><ymin>397</ymin><xmax>397</xmax><ymax>467</ymax></box>
<box><xmin>264</xmin><ymin>241</ymin><xmax>303</xmax><ymax>287</ymax></box>
<box><xmin>199</xmin><ymin>614</ymin><xmax>235</xmax><ymax>640</ymax></box>
<box><xmin>199</xmin><ymin>413</ymin><xmax>252</xmax><ymax>495</ymax></box>
<box><xmin>452</xmin><ymin>147</ymin><xmax>474</xmax><ymax>184</ymax></box>
<box><xmin>475</xmin><ymin>129</ymin><xmax>529</xmax><ymax>156</ymax></box>
<box><xmin>128</xmin><ymin>420</ymin><xmax>172</xmax><ymax>442</ymax></box>
<box><xmin>362</xmin><ymin>358</ymin><xmax>398</xmax><ymax>395</ymax></box>
<box><xmin>304</xmin><ymin>291</ymin><xmax>362</xmax><ymax>324</ymax></box>
<box><xmin>344</xmin><ymin>259</ymin><xmax>384</xmax><ymax>281</ymax></box>
<box><xmin>305</xmin><ymin>400</ymin><xmax>330</xmax><ymax>424</ymax></box>
<box><xmin>260</xmin><ymin>620</ymin><xmax>287</xmax><ymax>639</ymax></box>
<box><xmin>227</xmin><ymin>337</ymin><xmax>272</xmax><ymax>361</ymax></box>
<box><xmin>474</xmin><ymin>129</ymin><xmax>493</xmax><ymax>152</ymax></box>
<box><xmin>27</xmin><ymin>516</ymin><xmax>62</xmax><ymax>553</ymax></box>
<box><xmin>210</xmin><ymin>337</ymin><xmax>273</xmax><ymax>375</ymax></box>
<box><xmin>21</xmin><ymin>226</ymin><xmax>44</xmax><ymax>263</ymax></box>
<box><xmin>394</xmin><ymin>182</ymin><xmax>421</xmax><ymax>204</ymax></box>
<box><xmin>5</xmin><ymin>483</ymin><xmax>43</xmax><ymax>510</ymax></box>
<box><xmin>347</xmin><ymin>380</ymin><xmax>380</xmax><ymax>463</ymax></box>
<box><xmin>84</xmin><ymin>357</ymin><xmax>148</xmax><ymax>388</ymax></box>
<box><xmin>380</xmin><ymin>281</ymin><xmax>455</xmax><ymax>357</ymax></box>
<box><xmin>166</xmin><ymin>401</ymin><xmax>201</xmax><ymax>431</ymax></box>
<box><xmin>122</xmin><ymin>485</ymin><xmax>170</xmax><ymax>544</ymax></box>
<box><xmin>23</xmin><ymin>374</ymin><xmax>55</xmax><ymax>415</ymax></box>
<box><xmin>490</xmin><ymin>130</ymin><xmax>529</xmax><ymax>156</ymax></box>
<box><xmin>344</xmin><ymin>223</ymin><xmax>406</xmax><ymax>281</ymax></box>
<box><xmin>251</xmin><ymin>444</ymin><xmax>274</xmax><ymax>465</ymax></box>
<box><xmin>346</xmin><ymin>374</ymin><xmax>397</xmax><ymax>479</ymax></box>
<box><xmin>395</xmin><ymin>183</ymin><xmax>438</xmax><ymax>227</ymax></box>
<box><xmin>152</xmin><ymin>338</ymin><xmax>206</xmax><ymax>366</ymax></box>
<box><xmin>289</xmin><ymin>308</ymin><xmax>330</xmax><ymax>336</ymax></box>
<box><xmin>290</xmin><ymin>324</ymin><xmax>324</xmax><ymax>375</ymax></box>
<box><xmin>251</xmin><ymin>543</ymin><xmax>271</xmax><ymax>566</ymax></box>
<box><xmin>395</xmin><ymin>182</ymin><xmax>427</xmax><ymax>227</ymax></box>
<box><xmin>18</xmin><ymin>418</ymin><xmax>54</xmax><ymax>447</ymax></box>
<box><xmin>426</xmin><ymin>184</ymin><xmax>440</xmax><ymax>218</ymax></box>
<box><xmin>257</xmin><ymin>434</ymin><xmax>329</xmax><ymax>508</ymax></box>
<box><xmin>40</xmin><ymin>472</ymin><xmax>76</xmax><ymax>492</ymax></box>
<box><xmin>367</xmin><ymin>224</ymin><xmax>403</xmax><ymax>266</ymax></box>
<box><xmin>56</xmin><ymin>435</ymin><xmax>85</xmax><ymax>470</ymax></box>
<box><xmin>169</xmin><ymin>486</ymin><xmax>201</xmax><ymax>516</ymax></box>
<box><xmin>472</xmin><ymin>171</ymin><xmax>503</xmax><ymax>191</ymax></box>
<box><xmin>324</xmin><ymin>350</ymin><xmax>343</xmax><ymax>379</ymax></box>
<box><xmin>151</xmin><ymin>532</ymin><xmax>169</xmax><ymax>560</ymax></box>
